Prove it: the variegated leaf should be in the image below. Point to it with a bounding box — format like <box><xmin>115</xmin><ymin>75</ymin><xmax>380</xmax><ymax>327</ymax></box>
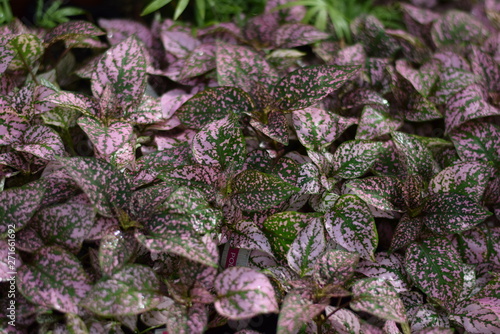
<box><xmin>429</xmin><ymin>161</ymin><xmax>494</xmax><ymax>202</ymax></box>
<box><xmin>421</xmin><ymin>193</ymin><xmax>492</xmax><ymax>234</ymax></box>
<box><xmin>45</xmin><ymin>20</ymin><xmax>105</xmax><ymax>45</ymax></box>
<box><xmin>431</xmin><ymin>10</ymin><xmax>490</xmax><ymax>47</ymax></box>
<box><xmin>346</xmin><ymin>176</ymin><xmax>405</xmax><ymax>212</ymax></box>
<box><xmin>0</xmin><ymin>43</ymin><xmax>15</xmax><ymax>73</ymax></box>
<box><xmin>449</xmin><ymin>121</ymin><xmax>500</xmax><ymax>166</ymax></box>
<box><xmin>178</xmin><ymin>43</ymin><xmax>216</xmax><ymax>80</ymax></box>
<box><xmin>177</xmin><ymin>86</ymin><xmax>254</xmax><ymax>129</ymax></box>
<box><xmin>456</xmin><ymin>226</ymin><xmax>500</xmax><ymax>266</ymax></box>
<box><xmin>356</xmin><ymin>252</ymin><xmax>410</xmax><ymax>293</ymax></box>
<box><xmin>287</xmin><ymin>217</ymin><xmax>326</xmax><ymax>277</ymax></box>
<box><xmin>0</xmin><ymin>239</ymin><xmax>23</xmax><ymax>281</ymax></box>
<box><xmin>332</xmin><ymin>140</ymin><xmax>383</xmax><ymax>179</ymax></box>
<box><xmin>135</xmin><ymin>212</ymin><xmax>218</xmax><ymax>267</ymax></box>
<box><xmin>276</xmin><ymin>290</ymin><xmax>326</xmax><ymax>334</ymax></box>
<box><xmin>81</xmin><ymin>264</ymin><xmax>161</xmax><ymax>316</ymax></box>
<box><xmin>262</xmin><ymin>211</ymin><xmax>315</xmax><ymax>263</ymax></box>
<box><xmin>325</xmin><ymin>195</ymin><xmax>378</xmax><ymax>261</ymax></box>
<box><xmin>405</xmin><ymin>237</ymin><xmax>465</xmax><ymax>311</ymax></box>
<box><xmin>12</xmin><ymin>125</ymin><xmax>65</xmax><ymax>161</ymax></box>
<box><xmin>214</xmin><ymin>266</ymin><xmax>278</xmax><ymax>319</ymax></box>
<box><xmin>325</xmin><ymin>306</ymin><xmax>362</xmax><ymax>334</ymax></box>
<box><xmin>292</xmin><ymin>107</ymin><xmax>356</xmax><ymax>151</ymax></box>
<box><xmin>0</xmin><ymin>107</ymin><xmax>29</xmax><ymax>146</ymax></box>
<box><xmin>165</xmin><ymin>303</ymin><xmax>208</xmax><ymax>334</ymax></box>
<box><xmin>59</xmin><ymin>157</ymin><xmax>131</xmax><ymax>217</ymax></box>
<box><xmin>0</xmin><ymin>185</ymin><xmax>45</xmax><ymax>236</ymax></box>
<box><xmin>356</xmin><ymin>105</ymin><xmax>403</xmax><ymax>140</ymax></box>
<box><xmin>91</xmin><ymin>35</ymin><xmax>147</xmax><ymax>115</ymax></box>
<box><xmin>36</xmin><ymin>203</ymin><xmax>95</xmax><ymax>253</ymax></box>
<box><xmin>273</xmin><ymin>23</ymin><xmax>330</xmax><ymax>48</ymax></box>
<box><xmin>216</xmin><ymin>41</ymin><xmax>279</xmax><ymax>91</ymax></box>
<box><xmin>450</xmin><ymin>299</ymin><xmax>500</xmax><ymax>334</ymax></box>
<box><xmin>435</xmin><ymin>67</ymin><xmax>480</xmax><ymax>104</ymax></box>
<box><xmin>161</xmin><ymin>30</ymin><xmax>200</xmax><ymax>58</ymax></box>
<box><xmin>6</xmin><ymin>34</ymin><xmax>44</xmax><ymax>71</ymax></box>
<box><xmin>390</xmin><ymin>214</ymin><xmax>423</xmax><ymax>251</ymax></box>
<box><xmin>405</xmin><ymin>94</ymin><xmax>442</xmax><ymax>122</ymax></box>
<box><xmin>273</xmin><ymin>64</ymin><xmax>361</xmax><ymax>111</ymax></box>
<box><xmin>409</xmin><ymin>304</ymin><xmax>450</xmax><ymax>332</ymax></box>
<box><xmin>17</xmin><ymin>246</ymin><xmax>92</xmax><ymax>314</ymax></box>
<box><xmin>395</xmin><ymin>59</ymin><xmax>439</xmax><ymax>98</ymax></box>
<box><xmin>230</xmin><ymin>221</ymin><xmax>273</xmax><ymax>256</ymax></box>
<box><xmin>230</xmin><ymin>170</ymin><xmax>300</xmax><ymax>212</ymax></box>
<box><xmin>99</xmin><ymin>228</ymin><xmax>136</xmax><ymax>276</ymax></box>
<box><xmin>250</xmin><ymin>110</ymin><xmax>289</xmax><ymax>145</ymax></box>
<box><xmin>192</xmin><ymin>115</ymin><xmax>245</xmax><ymax>170</ymax></box>
<box><xmin>445</xmin><ymin>84</ymin><xmax>500</xmax><ymax>132</ymax></box>
<box><xmin>392</xmin><ymin>131</ymin><xmax>440</xmax><ymax>181</ymax></box>
<box><xmin>98</xmin><ymin>18</ymin><xmax>152</xmax><ymax>47</ymax></box>
<box><xmin>351</xmin><ymin>278</ymin><xmax>407</xmax><ymax>323</ymax></box>
<box><xmin>313</xmin><ymin>249</ymin><xmax>359</xmax><ymax>287</ymax></box>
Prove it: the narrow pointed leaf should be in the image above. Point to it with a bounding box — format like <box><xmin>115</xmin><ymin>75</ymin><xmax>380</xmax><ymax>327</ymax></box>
<box><xmin>273</xmin><ymin>64</ymin><xmax>361</xmax><ymax>110</ymax></box>
<box><xmin>192</xmin><ymin>115</ymin><xmax>245</xmax><ymax>170</ymax></box>
<box><xmin>81</xmin><ymin>264</ymin><xmax>161</xmax><ymax>316</ymax></box>
<box><xmin>287</xmin><ymin>217</ymin><xmax>326</xmax><ymax>277</ymax></box>
<box><xmin>59</xmin><ymin>157</ymin><xmax>131</xmax><ymax>217</ymax></box>
<box><xmin>422</xmin><ymin>193</ymin><xmax>492</xmax><ymax>234</ymax></box>
<box><xmin>17</xmin><ymin>246</ymin><xmax>92</xmax><ymax>314</ymax></box>
<box><xmin>177</xmin><ymin>86</ymin><xmax>254</xmax><ymax>129</ymax></box>
<box><xmin>325</xmin><ymin>195</ymin><xmax>378</xmax><ymax>261</ymax></box>
<box><xmin>351</xmin><ymin>278</ymin><xmax>407</xmax><ymax>323</ymax></box>
<box><xmin>214</xmin><ymin>266</ymin><xmax>278</xmax><ymax>319</ymax></box>
<box><xmin>231</xmin><ymin>170</ymin><xmax>300</xmax><ymax>212</ymax></box>
<box><xmin>405</xmin><ymin>237</ymin><xmax>465</xmax><ymax>311</ymax></box>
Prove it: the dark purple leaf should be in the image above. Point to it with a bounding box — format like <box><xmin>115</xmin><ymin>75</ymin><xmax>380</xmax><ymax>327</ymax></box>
<box><xmin>214</xmin><ymin>266</ymin><xmax>278</xmax><ymax>319</ymax></box>
<box><xmin>230</xmin><ymin>170</ymin><xmax>300</xmax><ymax>212</ymax></box>
<box><xmin>356</xmin><ymin>105</ymin><xmax>403</xmax><ymax>140</ymax></box>
<box><xmin>59</xmin><ymin>157</ymin><xmax>131</xmax><ymax>217</ymax></box>
<box><xmin>91</xmin><ymin>35</ymin><xmax>147</xmax><ymax>115</ymax></box>
<box><xmin>0</xmin><ymin>185</ymin><xmax>45</xmax><ymax>236</ymax></box>
<box><xmin>216</xmin><ymin>41</ymin><xmax>279</xmax><ymax>91</ymax></box>
<box><xmin>350</xmin><ymin>278</ymin><xmax>407</xmax><ymax>323</ymax></box>
<box><xmin>273</xmin><ymin>64</ymin><xmax>361</xmax><ymax>110</ymax></box>
<box><xmin>17</xmin><ymin>246</ymin><xmax>92</xmax><ymax>314</ymax></box>
<box><xmin>422</xmin><ymin>193</ymin><xmax>492</xmax><ymax>234</ymax></box>
<box><xmin>405</xmin><ymin>237</ymin><xmax>465</xmax><ymax>311</ymax></box>
<box><xmin>273</xmin><ymin>23</ymin><xmax>330</xmax><ymax>48</ymax></box>
<box><xmin>324</xmin><ymin>195</ymin><xmax>378</xmax><ymax>261</ymax></box>
<box><xmin>36</xmin><ymin>203</ymin><xmax>95</xmax><ymax>253</ymax></box>
<box><xmin>177</xmin><ymin>86</ymin><xmax>254</xmax><ymax>129</ymax></box>
<box><xmin>81</xmin><ymin>264</ymin><xmax>161</xmax><ymax>316</ymax></box>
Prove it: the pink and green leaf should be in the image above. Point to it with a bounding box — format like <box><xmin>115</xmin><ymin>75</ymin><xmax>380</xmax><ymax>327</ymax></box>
<box><xmin>332</xmin><ymin>140</ymin><xmax>383</xmax><ymax>179</ymax></box>
<box><xmin>0</xmin><ymin>185</ymin><xmax>45</xmax><ymax>236</ymax></box>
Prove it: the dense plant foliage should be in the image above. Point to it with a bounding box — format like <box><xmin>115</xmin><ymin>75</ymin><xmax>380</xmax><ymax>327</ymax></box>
<box><xmin>1</xmin><ymin>0</ymin><xmax>500</xmax><ymax>333</ymax></box>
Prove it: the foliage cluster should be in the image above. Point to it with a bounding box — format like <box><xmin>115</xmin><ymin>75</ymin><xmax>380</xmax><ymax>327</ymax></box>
<box><xmin>0</xmin><ymin>0</ymin><xmax>500</xmax><ymax>333</ymax></box>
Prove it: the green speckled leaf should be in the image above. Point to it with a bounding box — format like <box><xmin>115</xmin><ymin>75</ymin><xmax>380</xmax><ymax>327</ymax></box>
<box><xmin>356</xmin><ymin>105</ymin><xmax>403</xmax><ymax>140</ymax></box>
<box><xmin>277</xmin><ymin>290</ymin><xmax>326</xmax><ymax>334</ymax></box>
<box><xmin>192</xmin><ymin>115</ymin><xmax>245</xmax><ymax>170</ymax></box>
<box><xmin>332</xmin><ymin>140</ymin><xmax>383</xmax><ymax>179</ymax></box>
<box><xmin>6</xmin><ymin>34</ymin><xmax>44</xmax><ymax>71</ymax></box>
<box><xmin>99</xmin><ymin>228</ymin><xmax>137</xmax><ymax>276</ymax></box>
<box><xmin>273</xmin><ymin>64</ymin><xmax>361</xmax><ymax>111</ymax></box>
<box><xmin>422</xmin><ymin>193</ymin><xmax>492</xmax><ymax>235</ymax></box>
<box><xmin>351</xmin><ymin>278</ymin><xmax>407</xmax><ymax>323</ymax></box>
<box><xmin>325</xmin><ymin>195</ymin><xmax>378</xmax><ymax>261</ymax></box>
<box><xmin>405</xmin><ymin>237</ymin><xmax>465</xmax><ymax>311</ymax></box>
<box><xmin>450</xmin><ymin>299</ymin><xmax>500</xmax><ymax>334</ymax></box>
<box><xmin>0</xmin><ymin>185</ymin><xmax>45</xmax><ymax>236</ymax></box>
<box><xmin>81</xmin><ymin>264</ymin><xmax>161</xmax><ymax>316</ymax></box>
<box><xmin>449</xmin><ymin>122</ymin><xmax>500</xmax><ymax>166</ymax></box>
<box><xmin>313</xmin><ymin>250</ymin><xmax>359</xmax><ymax>287</ymax></box>
<box><xmin>346</xmin><ymin>176</ymin><xmax>405</xmax><ymax>212</ymax></box>
<box><xmin>262</xmin><ymin>211</ymin><xmax>315</xmax><ymax>263</ymax></box>
<box><xmin>431</xmin><ymin>10</ymin><xmax>489</xmax><ymax>47</ymax></box>
<box><xmin>230</xmin><ymin>170</ymin><xmax>300</xmax><ymax>212</ymax></box>
<box><xmin>177</xmin><ymin>86</ymin><xmax>254</xmax><ymax>129</ymax></box>
<box><xmin>17</xmin><ymin>246</ymin><xmax>92</xmax><ymax>314</ymax></box>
